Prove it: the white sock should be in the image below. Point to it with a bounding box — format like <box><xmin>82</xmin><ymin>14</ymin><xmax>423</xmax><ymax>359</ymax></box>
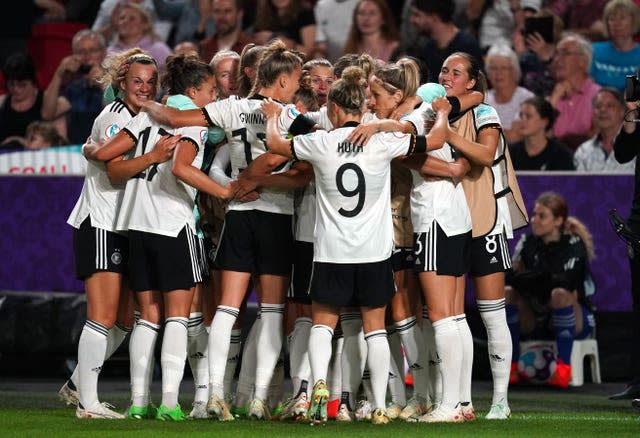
<box><xmin>254</xmin><ymin>303</ymin><xmax>284</xmax><ymax>401</ymax></box>
<box><xmin>309</xmin><ymin>324</ymin><xmax>334</xmax><ymax>384</ymax></box>
<box><xmin>433</xmin><ymin>316</ymin><xmax>462</xmax><ymax>410</ymax></box>
<box><xmin>478</xmin><ymin>299</ymin><xmax>511</xmax><ymax>406</ymax></box>
<box><xmin>327</xmin><ymin>330</ymin><xmax>344</xmax><ymax>402</ymax></box>
<box><xmin>387</xmin><ymin>328</ymin><xmax>406</xmax><ymax>406</ymax></box>
<box><xmin>289</xmin><ymin>317</ymin><xmax>312</xmax><ymax>396</ymax></box>
<box><xmin>340</xmin><ymin>313</ymin><xmax>367</xmax><ymax>405</ymax></box>
<box><xmin>208</xmin><ymin>306</ymin><xmax>239</xmax><ymax>398</ymax></box>
<box><xmin>268</xmin><ymin>347</ymin><xmax>285</xmax><ymax>409</ymax></box>
<box><xmin>224</xmin><ymin>328</ymin><xmax>242</xmax><ymax>396</ymax></box>
<box><xmin>77</xmin><ymin>320</ymin><xmax>109</xmax><ymax>409</ymax></box>
<box><xmin>161</xmin><ymin>317</ymin><xmax>188</xmax><ymax>408</ymax></box>
<box><xmin>455</xmin><ymin>314</ymin><xmax>474</xmax><ymax>405</ymax></box>
<box><xmin>234</xmin><ymin>316</ymin><xmax>259</xmax><ymax>408</ymax></box>
<box><xmin>187</xmin><ymin>312</ymin><xmax>209</xmax><ymax>404</ymax></box>
<box><xmin>70</xmin><ymin>323</ymin><xmax>130</xmax><ymax>389</ymax></box>
<box><xmin>130</xmin><ymin>320</ymin><xmax>160</xmax><ymax>407</ymax></box>
<box><xmin>396</xmin><ymin>316</ymin><xmax>428</xmax><ymax>400</ymax></box>
<box><xmin>364</xmin><ymin>329</ymin><xmax>390</xmax><ymax>410</ymax></box>
<box><xmin>422</xmin><ymin>307</ymin><xmax>441</xmax><ymax>405</ymax></box>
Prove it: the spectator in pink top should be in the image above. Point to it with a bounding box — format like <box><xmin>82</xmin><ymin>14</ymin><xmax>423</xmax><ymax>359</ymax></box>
<box><xmin>548</xmin><ymin>32</ymin><xmax>600</xmax><ymax>151</ymax></box>
<box><xmin>106</xmin><ymin>2</ymin><xmax>172</xmax><ymax>74</ymax></box>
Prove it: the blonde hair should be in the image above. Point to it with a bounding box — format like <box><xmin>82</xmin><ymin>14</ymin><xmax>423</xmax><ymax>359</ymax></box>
<box><xmin>371</xmin><ymin>59</ymin><xmax>420</xmax><ymax>101</ymax></box>
<box><xmin>565</xmin><ymin>217</ymin><xmax>596</xmax><ymax>261</ymax></box>
<box><xmin>328</xmin><ymin>66</ymin><xmax>367</xmax><ymax>115</ymax></box>
<box><xmin>99</xmin><ymin>48</ymin><xmax>157</xmax><ymax>94</ymax></box>
<box><xmin>603</xmin><ymin>0</ymin><xmax>640</xmax><ymax>38</ymax></box>
<box><xmin>252</xmin><ymin>39</ymin><xmax>302</xmax><ymax>95</ymax></box>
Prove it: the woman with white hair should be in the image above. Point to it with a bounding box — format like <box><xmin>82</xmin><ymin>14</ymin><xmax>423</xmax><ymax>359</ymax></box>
<box><xmin>485</xmin><ymin>42</ymin><xmax>534</xmax><ymax>145</ymax></box>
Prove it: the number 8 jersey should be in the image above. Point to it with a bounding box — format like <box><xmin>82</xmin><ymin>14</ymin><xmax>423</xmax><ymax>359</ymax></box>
<box><xmin>292</xmin><ymin>122</ymin><xmax>420</xmax><ymax>264</ymax></box>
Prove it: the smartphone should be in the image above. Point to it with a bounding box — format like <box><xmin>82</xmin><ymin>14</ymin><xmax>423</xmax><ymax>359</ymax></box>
<box><xmin>77</xmin><ymin>64</ymin><xmax>92</xmax><ymax>75</ymax></box>
<box><xmin>524</xmin><ymin>16</ymin><xmax>554</xmax><ymax>43</ymax></box>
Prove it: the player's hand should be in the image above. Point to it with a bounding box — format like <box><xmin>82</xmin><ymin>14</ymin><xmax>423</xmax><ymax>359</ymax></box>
<box><xmin>261</xmin><ymin>98</ymin><xmax>282</xmax><ymax>119</ymax></box>
<box><xmin>150</xmin><ymin>134</ymin><xmax>180</xmax><ymax>163</ymax></box>
<box><xmin>347</xmin><ymin>121</ymin><xmax>379</xmax><ymax>146</ymax></box>
<box><xmin>431</xmin><ymin>96</ymin><xmax>452</xmax><ymax>115</ymax></box>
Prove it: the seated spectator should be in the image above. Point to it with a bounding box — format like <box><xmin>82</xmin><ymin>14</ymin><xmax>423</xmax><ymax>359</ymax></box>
<box><xmin>574</xmin><ymin>87</ymin><xmax>635</xmax><ymax>172</ymax></box>
<box><xmin>106</xmin><ymin>2</ymin><xmax>172</xmax><ymax>73</ymax></box>
<box><xmin>506</xmin><ymin>190</ymin><xmax>596</xmax><ymax>389</ymax></box>
<box><xmin>509</xmin><ymin>96</ymin><xmax>575</xmax><ymax>170</ymax></box>
<box><xmin>590</xmin><ymin>0</ymin><xmax>640</xmax><ymax>93</ymax></box>
<box><xmin>0</xmin><ymin>52</ymin><xmax>66</xmax><ymax>149</ymax></box>
<box><xmin>253</xmin><ymin>0</ymin><xmax>317</xmax><ymax>57</ymax></box>
<box><xmin>200</xmin><ymin>0</ymin><xmax>256</xmax><ymax>65</ymax></box>
<box><xmin>173</xmin><ymin>40</ymin><xmax>200</xmax><ymax>56</ymax></box>
<box><xmin>43</xmin><ymin>29</ymin><xmax>108</xmax><ymax>145</ymax></box>
<box><xmin>409</xmin><ymin>0</ymin><xmax>484</xmax><ymax>83</ymax></box>
<box><xmin>564</xmin><ymin>0</ymin><xmax>608</xmax><ymax>42</ymax></box>
<box><xmin>92</xmin><ymin>0</ymin><xmax>156</xmax><ymax>44</ymax></box>
<box><xmin>24</xmin><ymin>120</ymin><xmax>67</xmax><ymax>149</ymax></box>
<box><xmin>548</xmin><ymin>32</ymin><xmax>601</xmax><ymax>151</ymax></box>
<box><xmin>514</xmin><ymin>8</ymin><xmax>564</xmax><ymax>98</ymax></box>
<box><xmin>314</xmin><ymin>0</ymin><xmax>359</xmax><ymax>63</ymax></box>
<box><xmin>485</xmin><ymin>42</ymin><xmax>535</xmax><ymax>144</ymax></box>
<box><xmin>341</xmin><ymin>0</ymin><xmax>399</xmax><ymax>63</ymax></box>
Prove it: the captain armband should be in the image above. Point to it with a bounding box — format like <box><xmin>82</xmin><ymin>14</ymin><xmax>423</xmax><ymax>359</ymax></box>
<box><xmin>289</xmin><ymin>114</ymin><xmax>317</xmax><ymax>136</ymax></box>
<box><xmin>408</xmin><ymin>135</ymin><xmax>427</xmax><ymax>155</ymax></box>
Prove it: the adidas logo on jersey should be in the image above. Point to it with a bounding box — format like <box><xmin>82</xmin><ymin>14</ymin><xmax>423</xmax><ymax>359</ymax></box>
<box><xmin>409</xmin><ymin>363</ymin><xmax>424</xmax><ymax>370</ymax></box>
<box><xmin>489</xmin><ymin>256</ymin><xmax>498</xmax><ymax>264</ymax></box>
<box><xmin>190</xmin><ymin>352</ymin><xmax>205</xmax><ymax>359</ymax></box>
<box><xmin>489</xmin><ymin>354</ymin><xmax>505</xmax><ymax>362</ymax></box>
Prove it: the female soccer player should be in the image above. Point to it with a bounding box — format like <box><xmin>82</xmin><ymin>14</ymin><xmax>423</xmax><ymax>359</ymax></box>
<box><xmin>64</xmin><ymin>49</ymin><xmax>172</xmax><ymax>419</ymax></box>
<box><xmin>87</xmin><ymin>53</ymin><xmax>234</xmax><ymax>421</ymax></box>
<box><xmin>261</xmin><ymin>65</ymin><xmax>451</xmax><ymax>425</ymax></box>
<box><xmin>141</xmin><ymin>39</ymin><xmax>317</xmax><ymax>421</ymax></box>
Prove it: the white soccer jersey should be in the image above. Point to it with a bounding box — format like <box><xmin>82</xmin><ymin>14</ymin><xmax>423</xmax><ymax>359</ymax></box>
<box><xmin>115</xmin><ymin>112</ymin><xmax>208</xmax><ymax>237</ymax></box>
<box><xmin>306</xmin><ymin>106</ymin><xmax>333</xmax><ymax>131</ymax></box>
<box><xmin>293</xmin><ymin>123</ymin><xmax>414</xmax><ymax>263</ymax></box>
<box><xmin>401</xmin><ymin>102</ymin><xmax>472</xmax><ymax>236</ymax></box>
<box><xmin>294</xmin><ymin>179</ymin><xmax>316</xmax><ymax>243</ymax></box>
<box><xmin>472</xmin><ymin>104</ymin><xmax>513</xmax><ymax>238</ymax></box>
<box><xmin>203</xmin><ymin>95</ymin><xmax>310</xmax><ymax>215</ymax></box>
<box><xmin>67</xmin><ymin>99</ymin><xmax>136</xmax><ymax>232</ymax></box>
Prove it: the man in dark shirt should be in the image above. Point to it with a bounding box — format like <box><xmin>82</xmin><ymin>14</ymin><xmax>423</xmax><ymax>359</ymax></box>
<box><xmin>200</xmin><ymin>0</ymin><xmax>256</xmax><ymax>64</ymax></box>
<box><xmin>609</xmin><ymin>101</ymin><xmax>640</xmax><ymax>403</ymax></box>
<box><xmin>407</xmin><ymin>0</ymin><xmax>484</xmax><ymax>83</ymax></box>
<box><xmin>509</xmin><ymin>138</ymin><xmax>576</xmax><ymax>171</ymax></box>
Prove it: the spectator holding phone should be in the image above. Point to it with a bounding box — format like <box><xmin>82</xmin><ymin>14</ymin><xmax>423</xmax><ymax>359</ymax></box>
<box><xmin>590</xmin><ymin>0</ymin><xmax>640</xmax><ymax>93</ymax></box>
<box><xmin>43</xmin><ymin>29</ymin><xmax>108</xmax><ymax>145</ymax></box>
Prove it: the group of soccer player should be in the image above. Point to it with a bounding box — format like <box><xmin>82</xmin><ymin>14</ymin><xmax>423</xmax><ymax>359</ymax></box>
<box><xmin>59</xmin><ymin>38</ymin><xmax>524</xmax><ymax>425</ymax></box>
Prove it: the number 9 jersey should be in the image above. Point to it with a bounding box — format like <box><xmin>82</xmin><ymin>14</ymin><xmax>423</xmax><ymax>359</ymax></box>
<box><xmin>292</xmin><ymin>122</ymin><xmax>421</xmax><ymax>264</ymax></box>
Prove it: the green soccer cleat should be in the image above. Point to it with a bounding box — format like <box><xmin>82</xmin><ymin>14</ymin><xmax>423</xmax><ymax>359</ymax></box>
<box><xmin>126</xmin><ymin>403</ymin><xmax>157</xmax><ymax>420</ymax></box>
<box><xmin>308</xmin><ymin>380</ymin><xmax>329</xmax><ymax>425</ymax></box>
<box><xmin>155</xmin><ymin>404</ymin><xmax>186</xmax><ymax>421</ymax></box>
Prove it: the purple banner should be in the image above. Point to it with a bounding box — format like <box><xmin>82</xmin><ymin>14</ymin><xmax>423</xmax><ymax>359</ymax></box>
<box><xmin>0</xmin><ymin>173</ymin><xmax>634</xmax><ymax>311</ymax></box>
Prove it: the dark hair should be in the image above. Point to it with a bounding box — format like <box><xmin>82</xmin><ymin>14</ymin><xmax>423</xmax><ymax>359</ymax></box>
<box><xmin>302</xmin><ymin>58</ymin><xmax>333</xmax><ymax>73</ymax></box>
<box><xmin>254</xmin><ymin>0</ymin><xmax>310</xmax><ymax>29</ymax></box>
<box><xmin>447</xmin><ymin>51</ymin><xmax>487</xmax><ymax>93</ymax></box>
<box><xmin>343</xmin><ymin>0</ymin><xmax>399</xmax><ymax>56</ymax></box>
<box><xmin>523</xmin><ymin>95</ymin><xmax>558</xmax><ymax>130</ymax></box>
<box><xmin>593</xmin><ymin>86</ymin><xmax>625</xmax><ymax>109</ymax></box>
<box><xmin>237</xmin><ymin>43</ymin><xmax>267</xmax><ymax>97</ymax></box>
<box><xmin>2</xmin><ymin>52</ymin><xmax>38</xmax><ymax>84</ymax></box>
<box><xmin>293</xmin><ymin>71</ymin><xmax>320</xmax><ymax>112</ymax></box>
<box><xmin>162</xmin><ymin>53</ymin><xmax>214</xmax><ymax>95</ymax></box>
<box><xmin>411</xmin><ymin>0</ymin><xmax>454</xmax><ymax>23</ymax></box>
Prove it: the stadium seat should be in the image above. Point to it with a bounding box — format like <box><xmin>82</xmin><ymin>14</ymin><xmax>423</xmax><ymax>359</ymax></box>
<box><xmin>570</xmin><ymin>338</ymin><xmax>601</xmax><ymax>387</ymax></box>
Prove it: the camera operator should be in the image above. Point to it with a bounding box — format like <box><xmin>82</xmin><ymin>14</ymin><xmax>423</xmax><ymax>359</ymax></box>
<box><xmin>42</xmin><ymin>29</ymin><xmax>107</xmax><ymax>145</ymax></box>
<box><xmin>609</xmin><ymin>72</ymin><xmax>640</xmax><ymax>402</ymax></box>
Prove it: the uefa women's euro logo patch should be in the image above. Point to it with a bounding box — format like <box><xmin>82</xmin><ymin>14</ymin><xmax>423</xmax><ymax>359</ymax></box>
<box><xmin>104</xmin><ymin>123</ymin><xmax>120</xmax><ymax>139</ymax></box>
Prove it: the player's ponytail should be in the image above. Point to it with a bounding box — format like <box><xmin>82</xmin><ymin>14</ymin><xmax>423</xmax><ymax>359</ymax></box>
<box><xmin>254</xmin><ymin>38</ymin><xmax>302</xmax><ymax>92</ymax></box>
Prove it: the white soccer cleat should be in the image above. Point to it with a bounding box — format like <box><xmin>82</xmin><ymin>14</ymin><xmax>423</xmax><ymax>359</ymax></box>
<box><xmin>486</xmin><ymin>401</ymin><xmax>511</xmax><ymax>420</ymax></box>
<box><xmin>58</xmin><ymin>380</ymin><xmax>79</xmax><ymax>406</ymax></box>
<box><xmin>354</xmin><ymin>399</ymin><xmax>372</xmax><ymax>421</ymax></box>
<box><xmin>206</xmin><ymin>394</ymin><xmax>234</xmax><ymax>421</ymax></box>
<box><xmin>189</xmin><ymin>400</ymin><xmax>210</xmax><ymax>419</ymax></box>
<box><xmin>336</xmin><ymin>403</ymin><xmax>354</xmax><ymax>422</ymax></box>
<box><xmin>399</xmin><ymin>395</ymin><xmax>429</xmax><ymax>420</ymax></box>
<box><xmin>415</xmin><ymin>405</ymin><xmax>463</xmax><ymax>423</ymax></box>
<box><xmin>460</xmin><ymin>402</ymin><xmax>476</xmax><ymax>421</ymax></box>
<box><xmin>248</xmin><ymin>397</ymin><xmax>271</xmax><ymax>420</ymax></box>
<box><xmin>279</xmin><ymin>392</ymin><xmax>308</xmax><ymax>420</ymax></box>
<box><xmin>76</xmin><ymin>402</ymin><xmax>125</xmax><ymax>419</ymax></box>
<box><xmin>386</xmin><ymin>401</ymin><xmax>404</xmax><ymax>420</ymax></box>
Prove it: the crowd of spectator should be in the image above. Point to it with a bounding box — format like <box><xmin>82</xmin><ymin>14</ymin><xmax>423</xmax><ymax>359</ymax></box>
<box><xmin>0</xmin><ymin>0</ymin><xmax>638</xmax><ymax>174</ymax></box>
